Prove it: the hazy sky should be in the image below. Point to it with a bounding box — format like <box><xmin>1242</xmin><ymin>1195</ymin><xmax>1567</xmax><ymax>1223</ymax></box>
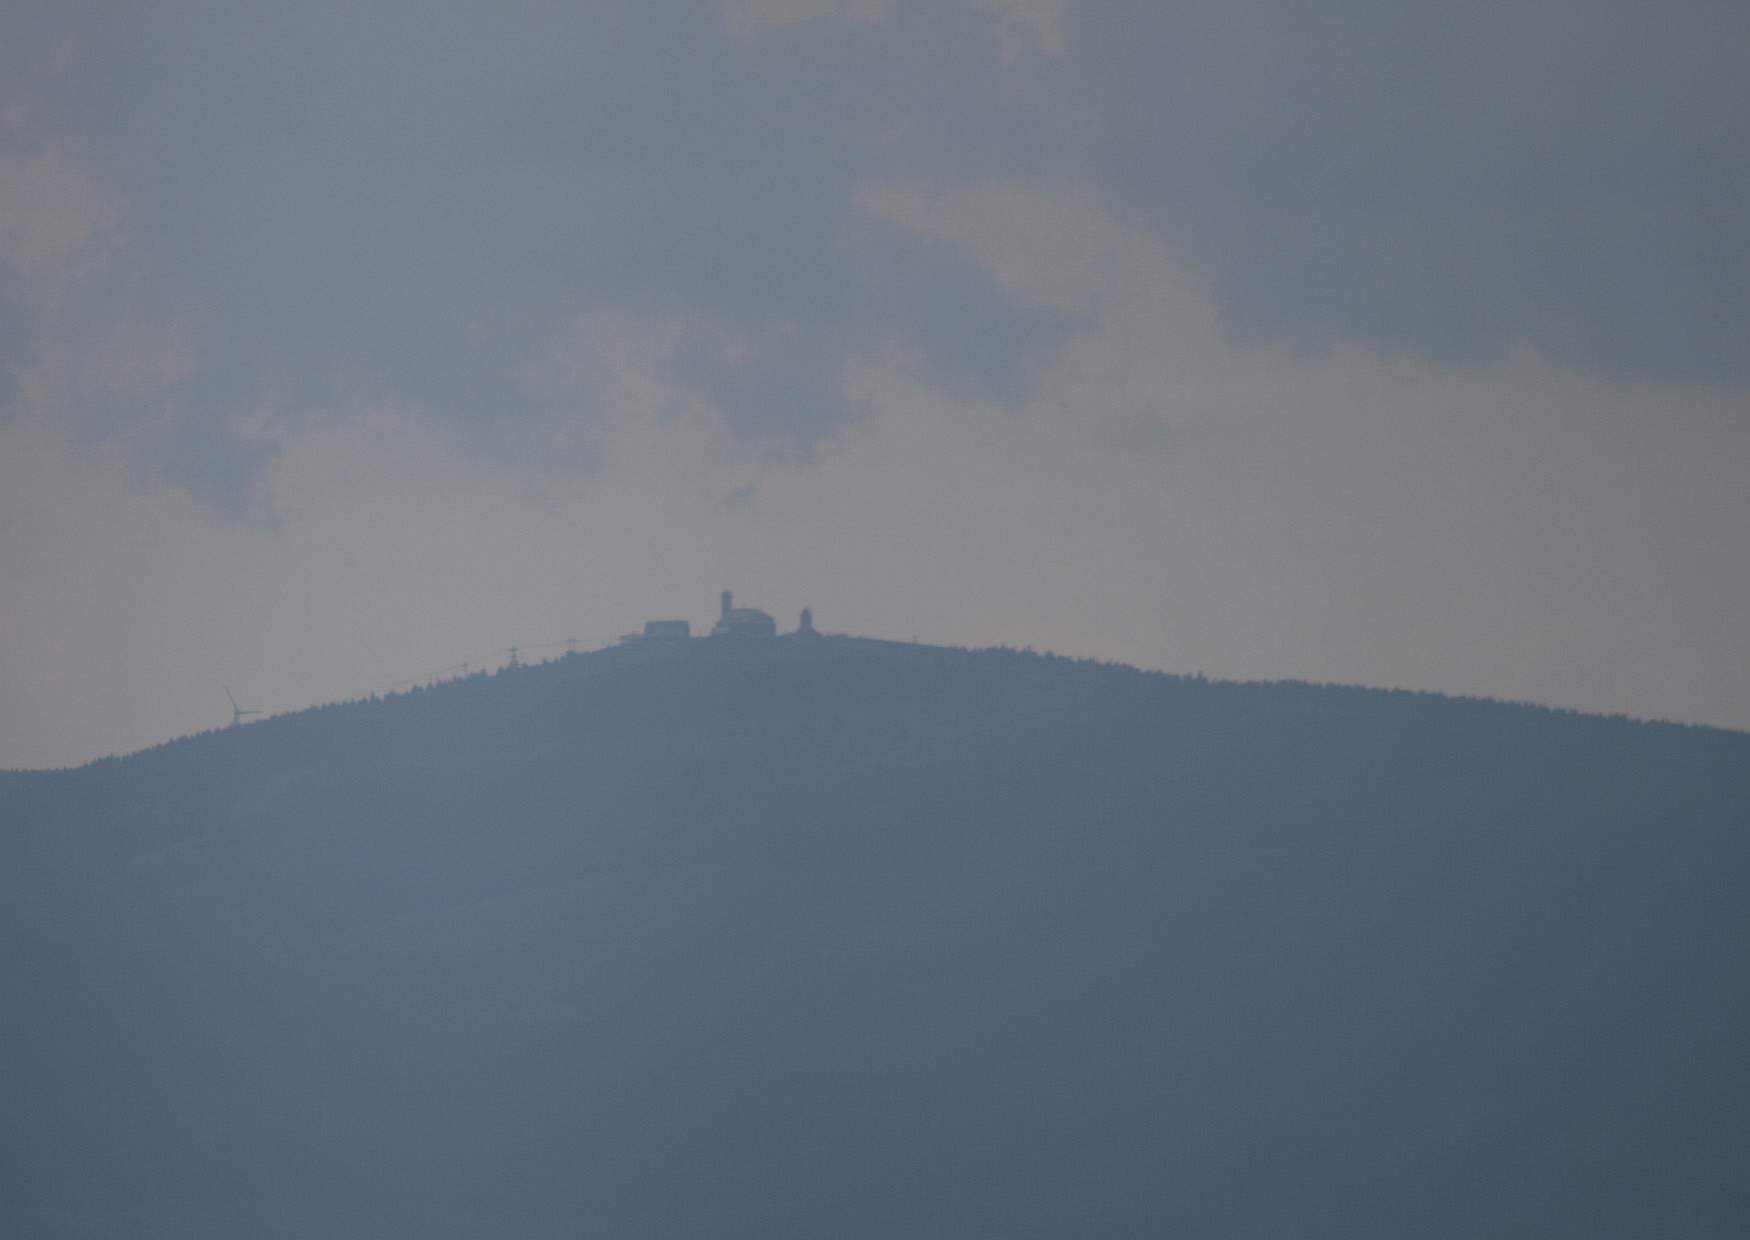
<box><xmin>3</xmin><ymin>0</ymin><xmax>1748</xmax><ymax>767</ymax></box>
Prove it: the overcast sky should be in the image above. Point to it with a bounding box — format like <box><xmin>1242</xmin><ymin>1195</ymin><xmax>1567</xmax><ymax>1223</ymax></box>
<box><xmin>3</xmin><ymin>0</ymin><xmax>1747</xmax><ymax>767</ymax></box>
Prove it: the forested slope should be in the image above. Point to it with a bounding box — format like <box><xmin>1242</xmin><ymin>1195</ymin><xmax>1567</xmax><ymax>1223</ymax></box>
<box><xmin>4</xmin><ymin>637</ymin><xmax>1747</xmax><ymax>1237</ymax></box>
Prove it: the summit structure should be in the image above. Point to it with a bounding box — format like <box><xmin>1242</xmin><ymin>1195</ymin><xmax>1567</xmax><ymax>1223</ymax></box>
<box><xmin>712</xmin><ymin>589</ymin><xmax>777</xmax><ymax>638</ymax></box>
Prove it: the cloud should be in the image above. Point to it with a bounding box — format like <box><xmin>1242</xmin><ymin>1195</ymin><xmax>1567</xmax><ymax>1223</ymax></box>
<box><xmin>1</xmin><ymin>2</ymin><xmax>1073</xmax><ymax>513</ymax></box>
<box><xmin>2</xmin><ymin>0</ymin><xmax>1745</xmax><ymax>519</ymax></box>
<box><xmin>1050</xmin><ymin>1</ymin><xmax>1750</xmax><ymax>380</ymax></box>
<box><xmin>0</xmin><ymin>146</ymin><xmax>114</xmax><ymax>272</ymax></box>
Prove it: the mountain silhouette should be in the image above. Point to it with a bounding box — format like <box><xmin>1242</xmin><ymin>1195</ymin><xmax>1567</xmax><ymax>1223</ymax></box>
<box><xmin>4</xmin><ymin>636</ymin><xmax>1748</xmax><ymax>1237</ymax></box>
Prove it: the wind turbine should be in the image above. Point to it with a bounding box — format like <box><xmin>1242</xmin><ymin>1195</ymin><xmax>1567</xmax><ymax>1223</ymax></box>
<box><xmin>225</xmin><ymin>687</ymin><xmax>265</xmax><ymax>728</ymax></box>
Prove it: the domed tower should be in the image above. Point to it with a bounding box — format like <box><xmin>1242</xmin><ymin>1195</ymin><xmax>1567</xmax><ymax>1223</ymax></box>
<box><xmin>798</xmin><ymin>606</ymin><xmax>816</xmax><ymax>636</ymax></box>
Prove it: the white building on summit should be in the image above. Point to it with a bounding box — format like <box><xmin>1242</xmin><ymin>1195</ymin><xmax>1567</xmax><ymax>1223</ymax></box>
<box><xmin>712</xmin><ymin>589</ymin><xmax>777</xmax><ymax>638</ymax></box>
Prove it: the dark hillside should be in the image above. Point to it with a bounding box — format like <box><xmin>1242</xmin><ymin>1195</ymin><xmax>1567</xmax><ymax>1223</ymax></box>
<box><xmin>4</xmin><ymin>638</ymin><xmax>1748</xmax><ymax>1237</ymax></box>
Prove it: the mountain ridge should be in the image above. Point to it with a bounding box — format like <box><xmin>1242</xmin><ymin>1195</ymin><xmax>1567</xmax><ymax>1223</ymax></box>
<box><xmin>4</xmin><ymin>635</ymin><xmax>1748</xmax><ymax>1237</ymax></box>
<box><xmin>7</xmin><ymin>634</ymin><xmax>1739</xmax><ymax>781</ymax></box>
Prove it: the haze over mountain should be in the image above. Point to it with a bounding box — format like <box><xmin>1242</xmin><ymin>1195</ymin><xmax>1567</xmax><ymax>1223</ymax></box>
<box><xmin>6</xmin><ymin>635</ymin><xmax>1747</xmax><ymax>1236</ymax></box>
